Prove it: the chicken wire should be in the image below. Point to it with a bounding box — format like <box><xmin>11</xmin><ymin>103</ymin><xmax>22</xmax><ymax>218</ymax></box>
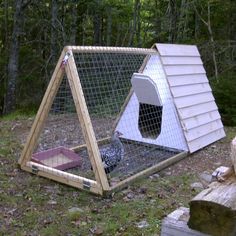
<box><xmin>32</xmin><ymin>48</ymin><xmax>184</xmax><ymax>185</ymax></box>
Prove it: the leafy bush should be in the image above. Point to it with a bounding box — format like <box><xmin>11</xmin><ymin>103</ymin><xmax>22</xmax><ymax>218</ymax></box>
<box><xmin>210</xmin><ymin>72</ymin><xmax>236</xmax><ymax>126</ymax></box>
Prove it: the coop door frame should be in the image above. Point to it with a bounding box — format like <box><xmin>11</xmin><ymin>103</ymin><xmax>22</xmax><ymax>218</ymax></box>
<box><xmin>19</xmin><ymin>46</ymin><xmax>188</xmax><ymax>195</ymax></box>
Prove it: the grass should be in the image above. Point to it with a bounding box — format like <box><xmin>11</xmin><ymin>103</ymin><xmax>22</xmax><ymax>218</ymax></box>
<box><xmin>0</xmin><ymin>109</ymin><xmax>36</xmax><ymax>121</ymax></box>
<box><xmin>0</xmin><ymin>117</ymin><xmax>235</xmax><ymax>235</ymax></box>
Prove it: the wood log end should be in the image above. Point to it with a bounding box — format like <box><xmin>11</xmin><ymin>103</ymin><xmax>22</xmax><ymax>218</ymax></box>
<box><xmin>188</xmin><ymin>200</ymin><xmax>236</xmax><ymax>236</ymax></box>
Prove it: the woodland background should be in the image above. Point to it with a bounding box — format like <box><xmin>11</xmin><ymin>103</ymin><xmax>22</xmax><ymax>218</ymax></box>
<box><xmin>0</xmin><ymin>0</ymin><xmax>235</xmax><ymax>125</ymax></box>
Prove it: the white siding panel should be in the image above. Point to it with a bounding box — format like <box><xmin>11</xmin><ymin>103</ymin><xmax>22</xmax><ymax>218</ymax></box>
<box><xmin>188</xmin><ymin>128</ymin><xmax>226</xmax><ymax>153</ymax></box>
<box><xmin>156</xmin><ymin>43</ymin><xmax>225</xmax><ymax>152</ymax></box>
<box><xmin>184</xmin><ymin>119</ymin><xmax>223</xmax><ymax>142</ymax></box>
<box><xmin>178</xmin><ymin>101</ymin><xmax>218</xmax><ymax>119</ymax></box>
<box><xmin>168</xmin><ymin>74</ymin><xmax>208</xmax><ymax>86</ymax></box>
<box><xmin>164</xmin><ymin>65</ymin><xmax>206</xmax><ymax>76</ymax></box>
<box><xmin>171</xmin><ymin>83</ymin><xmax>211</xmax><ymax>98</ymax></box>
<box><xmin>175</xmin><ymin>92</ymin><xmax>214</xmax><ymax>108</ymax></box>
<box><xmin>161</xmin><ymin>56</ymin><xmax>203</xmax><ymax>65</ymax></box>
<box><xmin>181</xmin><ymin>110</ymin><xmax>221</xmax><ymax>130</ymax></box>
<box><xmin>156</xmin><ymin>44</ymin><xmax>200</xmax><ymax>57</ymax></box>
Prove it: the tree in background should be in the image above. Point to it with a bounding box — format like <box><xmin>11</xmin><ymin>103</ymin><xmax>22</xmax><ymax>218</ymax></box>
<box><xmin>0</xmin><ymin>0</ymin><xmax>235</xmax><ymax>124</ymax></box>
<box><xmin>4</xmin><ymin>0</ymin><xmax>32</xmax><ymax>114</ymax></box>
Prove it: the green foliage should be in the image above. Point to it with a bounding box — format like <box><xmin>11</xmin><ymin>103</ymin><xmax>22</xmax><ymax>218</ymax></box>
<box><xmin>0</xmin><ymin>0</ymin><xmax>236</xmax><ymax>115</ymax></box>
<box><xmin>210</xmin><ymin>72</ymin><xmax>236</xmax><ymax>126</ymax></box>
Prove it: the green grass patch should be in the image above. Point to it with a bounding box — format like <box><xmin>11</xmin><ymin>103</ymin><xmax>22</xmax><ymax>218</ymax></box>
<box><xmin>0</xmin><ymin>120</ymin><xmax>235</xmax><ymax>235</ymax></box>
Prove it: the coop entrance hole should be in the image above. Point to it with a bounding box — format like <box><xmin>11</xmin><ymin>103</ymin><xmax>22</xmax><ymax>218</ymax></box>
<box><xmin>131</xmin><ymin>73</ymin><xmax>163</xmax><ymax>139</ymax></box>
<box><xmin>138</xmin><ymin>103</ymin><xmax>163</xmax><ymax>139</ymax></box>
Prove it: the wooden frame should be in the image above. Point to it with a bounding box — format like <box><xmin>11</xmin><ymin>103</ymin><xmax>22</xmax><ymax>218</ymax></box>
<box><xmin>18</xmin><ymin>46</ymin><xmax>188</xmax><ymax>195</ymax></box>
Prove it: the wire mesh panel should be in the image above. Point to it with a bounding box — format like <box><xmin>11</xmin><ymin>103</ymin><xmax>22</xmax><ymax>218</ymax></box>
<box><xmin>31</xmin><ymin>74</ymin><xmax>96</xmax><ymax>180</ymax></box>
<box><xmin>71</xmin><ymin>48</ymin><xmax>186</xmax><ymax>186</ymax></box>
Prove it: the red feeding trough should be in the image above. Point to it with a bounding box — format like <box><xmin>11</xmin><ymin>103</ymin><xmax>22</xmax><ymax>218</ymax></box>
<box><xmin>32</xmin><ymin>147</ymin><xmax>82</xmax><ymax>170</ymax></box>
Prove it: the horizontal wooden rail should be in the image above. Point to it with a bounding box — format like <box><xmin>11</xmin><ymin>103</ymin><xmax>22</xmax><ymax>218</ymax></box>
<box><xmin>24</xmin><ymin>161</ymin><xmax>102</xmax><ymax>195</ymax></box>
<box><xmin>64</xmin><ymin>46</ymin><xmax>158</xmax><ymax>55</ymax></box>
<box><xmin>109</xmin><ymin>151</ymin><xmax>188</xmax><ymax>192</ymax></box>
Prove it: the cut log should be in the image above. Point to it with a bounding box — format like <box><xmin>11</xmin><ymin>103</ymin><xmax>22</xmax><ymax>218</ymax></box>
<box><xmin>231</xmin><ymin>136</ymin><xmax>236</xmax><ymax>173</ymax></box>
<box><xmin>188</xmin><ymin>177</ymin><xmax>236</xmax><ymax>236</ymax></box>
<box><xmin>188</xmin><ymin>136</ymin><xmax>236</xmax><ymax>236</ymax></box>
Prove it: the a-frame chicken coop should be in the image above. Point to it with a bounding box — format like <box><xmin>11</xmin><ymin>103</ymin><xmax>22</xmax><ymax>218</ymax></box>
<box><xmin>18</xmin><ymin>44</ymin><xmax>225</xmax><ymax>195</ymax></box>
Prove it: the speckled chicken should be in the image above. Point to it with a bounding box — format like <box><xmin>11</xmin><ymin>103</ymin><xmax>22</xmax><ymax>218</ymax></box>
<box><xmin>100</xmin><ymin>131</ymin><xmax>124</xmax><ymax>174</ymax></box>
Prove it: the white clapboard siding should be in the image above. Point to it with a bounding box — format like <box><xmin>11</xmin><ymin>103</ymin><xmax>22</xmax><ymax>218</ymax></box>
<box><xmin>168</xmin><ymin>74</ymin><xmax>208</xmax><ymax>86</ymax></box>
<box><xmin>188</xmin><ymin>128</ymin><xmax>225</xmax><ymax>152</ymax></box>
<box><xmin>156</xmin><ymin>43</ymin><xmax>200</xmax><ymax>57</ymax></box>
<box><xmin>178</xmin><ymin>101</ymin><xmax>218</xmax><ymax>120</ymax></box>
<box><xmin>184</xmin><ymin>119</ymin><xmax>223</xmax><ymax>142</ymax></box>
<box><xmin>171</xmin><ymin>83</ymin><xmax>212</xmax><ymax>98</ymax></box>
<box><xmin>175</xmin><ymin>92</ymin><xmax>215</xmax><ymax>109</ymax></box>
<box><xmin>161</xmin><ymin>56</ymin><xmax>203</xmax><ymax>65</ymax></box>
<box><xmin>164</xmin><ymin>65</ymin><xmax>206</xmax><ymax>76</ymax></box>
<box><xmin>181</xmin><ymin>110</ymin><xmax>221</xmax><ymax>130</ymax></box>
<box><xmin>156</xmin><ymin>43</ymin><xmax>225</xmax><ymax>153</ymax></box>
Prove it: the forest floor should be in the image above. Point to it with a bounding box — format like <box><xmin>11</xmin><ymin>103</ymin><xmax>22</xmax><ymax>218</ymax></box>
<box><xmin>0</xmin><ymin>115</ymin><xmax>235</xmax><ymax>236</ymax></box>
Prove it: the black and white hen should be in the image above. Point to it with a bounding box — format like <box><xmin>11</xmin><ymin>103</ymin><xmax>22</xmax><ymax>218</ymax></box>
<box><xmin>100</xmin><ymin>131</ymin><xmax>124</xmax><ymax>174</ymax></box>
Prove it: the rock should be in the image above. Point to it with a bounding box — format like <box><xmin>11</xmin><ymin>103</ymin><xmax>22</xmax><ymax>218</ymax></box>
<box><xmin>138</xmin><ymin>187</ymin><xmax>148</xmax><ymax>194</ymax></box>
<box><xmin>212</xmin><ymin>166</ymin><xmax>230</xmax><ymax>181</ymax></box>
<box><xmin>214</xmin><ymin>162</ymin><xmax>222</xmax><ymax>166</ymax></box>
<box><xmin>68</xmin><ymin>207</ymin><xmax>84</xmax><ymax>214</ymax></box>
<box><xmin>165</xmin><ymin>171</ymin><xmax>172</xmax><ymax>176</ymax></box>
<box><xmin>47</xmin><ymin>200</ymin><xmax>57</xmax><ymax>205</ymax></box>
<box><xmin>136</xmin><ymin>220</ymin><xmax>149</xmax><ymax>228</ymax></box>
<box><xmin>92</xmin><ymin>226</ymin><xmax>104</xmax><ymax>235</ymax></box>
<box><xmin>126</xmin><ymin>192</ymin><xmax>135</xmax><ymax>199</ymax></box>
<box><xmin>199</xmin><ymin>171</ymin><xmax>212</xmax><ymax>184</ymax></box>
<box><xmin>190</xmin><ymin>182</ymin><xmax>204</xmax><ymax>190</ymax></box>
<box><xmin>149</xmin><ymin>173</ymin><xmax>160</xmax><ymax>179</ymax></box>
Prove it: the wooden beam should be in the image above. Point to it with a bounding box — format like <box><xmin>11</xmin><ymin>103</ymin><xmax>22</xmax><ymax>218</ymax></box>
<box><xmin>18</xmin><ymin>50</ymin><xmax>66</xmax><ymax>166</ymax></box>
<box><xmin>65</xmin><ymin>49</ymin><xmax>110</xmax><ymax>191</ymax></box>
<box><xmin>71</xmin><ymin>137</ymin><xmax>111</xmax><ymax>152</ymax></box>
<box><xmin>64</xmin><ymin>46</ymin><xmax>157</xmax><ymax>55</ymax></box>
<box><xmin>24</xmin><ymin>162</ymin><xmax>102</xmax><ymax>195</ymax></box>
<box><xmin>109</xmin><ymin>151</ymin><xmax>187</xmax><ymax>192</ymax></box>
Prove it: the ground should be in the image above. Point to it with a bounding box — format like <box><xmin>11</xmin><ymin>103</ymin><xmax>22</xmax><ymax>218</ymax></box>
<box><xmin>0</xmin><ymin>116</ymin><xmax>235</xmax><ymax>236</ymax></box>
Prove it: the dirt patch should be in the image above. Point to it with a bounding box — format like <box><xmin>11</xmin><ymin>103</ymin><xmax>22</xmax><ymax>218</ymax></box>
<box><xmin>8</xmin><ymin>116</ymin><xmax>234</xmax><ymax>180</ymax></box>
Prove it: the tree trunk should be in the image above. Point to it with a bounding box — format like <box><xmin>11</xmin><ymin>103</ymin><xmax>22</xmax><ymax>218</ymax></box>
<box><xmin>193</xmin><ymin>1</ymin><xmax>218</xmax><ymax>79</ymax></box>
<box><xmin>128</xmin><ymin>0</ymin><xmax>140</xmax><ymax>47</ymax></box>
<box><xmin>167</xmin><ymin>0</ymin><xmax>177</xmax><ymax>43</ymax></box>
<box><xmin>51</xmin><ymin>0</ymin><xmax>58</xmax><ymax>66</ymax></box>
<box><xmin>136</xmin><ymin>0</ymin><xmax>141</xmax><ymax>47</ymax></box>
<box><xmin>93</xmin><ymin>0</ymin><xmax>101</xmax><ymax>46</ymax></box>
<box><xmin>4</xmin><ymin>0</ymin><xmax>24</xmax><ymax>114</ymax></box>
<box><xmin>106</xmin><ymin>6</ymin><xmax>112</xmax><ymax>46</ymax></box>
<box><xmin>177</xmin><ymin>0</ymin><xmax>187</xmax><ymax>42</ymax></box>
<box><xmin>207</xmin><ymin>3</ymin><xmax>218</xmax><ymax>79</ymax></box>
<box><xmin>115</xmin><ymin>23</ymin><xmax>121</xmax><ymax>46</ymax></box>
<box><xmin>69</xmin><ymin>3</ymin><xmax>78</xmax><ymax>45</ymax></box>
